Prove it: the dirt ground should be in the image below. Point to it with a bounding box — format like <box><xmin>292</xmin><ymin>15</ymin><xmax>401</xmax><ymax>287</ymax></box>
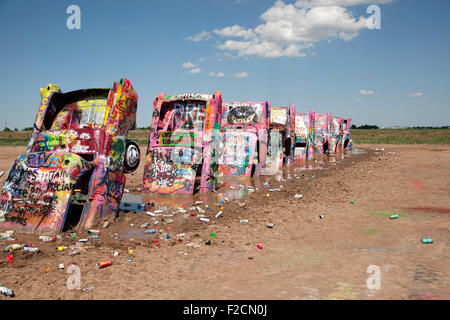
<box><xmin>0</xmin><ymin>144</ymin><xmax>449</xmax><ymax>300</ymax></box>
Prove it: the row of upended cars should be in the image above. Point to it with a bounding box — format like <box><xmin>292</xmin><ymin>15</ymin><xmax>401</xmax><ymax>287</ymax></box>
<box><xmin>0</xmin><ymin>78</ymin><xmax>352</xmax><ymax>233</ymax></box>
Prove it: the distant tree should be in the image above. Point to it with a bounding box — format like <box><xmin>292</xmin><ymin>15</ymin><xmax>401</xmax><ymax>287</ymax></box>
<box><xmin>22</xmin><ymin>127</ymin><xmax>33</xmax><ymax>131</ymax></box>
<box><xmin>14</xmin><ymin>127</ymin><xmax>18</xmax><ymax>131</ymax></box>
<box><xmin>3</xmin><ymin>127</ymin><xmax>11</xmax><ymax>132</ymax></box>
<box><xmin>351</xmin><ymin>124</ymin><xmax>357</xmax><ymax>129</ymax></box>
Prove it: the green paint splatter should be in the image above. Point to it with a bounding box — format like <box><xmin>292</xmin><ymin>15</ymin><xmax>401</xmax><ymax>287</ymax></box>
<box><xmin>359</xmin><ymin>228</ymin><xmax>380</xmax><ymax>235</ymax></box>
<box><xmin>369</xmin><ymin>212</ymin><xmax>405</xmax><ymax>217</ymax></box>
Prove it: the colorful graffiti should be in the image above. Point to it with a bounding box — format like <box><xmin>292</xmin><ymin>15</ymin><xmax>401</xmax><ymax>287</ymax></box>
<box><xmin>219</xmin><ymin>101</ymin><xmax>270</xmax><ymax>178</ymax></box>
<box><xmin>329</xmin><ymin>117</ymin><xmax>344</xmax><ymax>154</ymax></box>
<box><xmin>0</xmin><ymin>78</ymin><xmax>139</xmax><ymax>233</ymax></box>
<box><xmin>143</xmin><ymin>92</ymin><xmax>222</xmax><ymax>194</ymax></box>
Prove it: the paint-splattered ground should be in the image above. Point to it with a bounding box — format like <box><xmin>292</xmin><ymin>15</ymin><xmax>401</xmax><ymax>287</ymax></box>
<box><xmin>0</xmin><ymin>144</ymin><xmax>449</xmax><ymax>300</ymax></box>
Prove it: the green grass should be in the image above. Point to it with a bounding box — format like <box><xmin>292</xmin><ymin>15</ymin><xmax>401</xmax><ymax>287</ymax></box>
<box><xmin>0</xmin><ymin>128</ymin><xmax>449</xmax><ymax>146</ymax></box>
<box><xmin>352</xmin><ymin>129</ymin><xmax>450</xmax><ymax>144</ymax></box>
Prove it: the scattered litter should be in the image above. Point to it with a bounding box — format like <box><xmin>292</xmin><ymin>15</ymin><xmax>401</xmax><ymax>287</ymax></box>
<box><xmin>210</xmin><ymin>233</ymin><xmax>216</xmax><ymax>237</ymax></box>
<box><xmin>421</xmin><ymin>238</ymin><xmax>433</xmax><ymax>244</ymax></box>
<box><xmin>390</xmin><ymin>214</ymin><xmax>399</xmax><ymax>219</ymax></box>
<box><xmin>68</xmin><ymin>250</ymin><xmax>81</xmax><ymax>256</ymax></box>
<box><xmin>215</xmin><ymin>211</ymin><xmax>223</xmax><ymax>218</ymax></box>
<box><xmin>194</xmin><ymin>201</ymin><xmax>203</xmax><ymax>205</ymax></box>
<box><xmin>113</xmin><ymin>251</ymin><xmax>119</xmax><ymax>257</ymax></box>
<box><xmin>257</xmin><ymin>244</ymin><xmax>263</xmax><ymax>250</ymax></box>
<box><xmin>199</xmin><ymin>218</ymin><xmax>210</xmax><ymax>222</ymax></box>
<box><xmin>88</xmin><ymin>235</ymin><xmax>99</xmax><ymax>240</ymax></box>
<box><xmin>78</xmin><ymin>239</ymin><xmax>88</xmax><ymax>242</ymax></box>
<box><xmin>23</xmin><ymin>246</ymin><xmax>39</xmax><ymax>252</ymax></box>
<box><xmin>58</xmin><ymin>264</ymin><xmax>65</xmax><ymax>269</ymax></box>
<box><xmin>319</xmin><ymin>215</ymin><xmax>324</xmax><ymax>219</ymax></box>
<box><xmin>140</xmin><ymin>223</ymin><xmax>150</xmax><ymax>228</ymax></box>
<box><xmin>0</xmin><ymin>171</ymin><xmax>4</xmax><ymax>178</ymax></box>
<box><xmin>0</xmin><ymin>286</ymin><xmax>14</xmax><ymax>297</ymax></box>
<box><xmin>88</xmin><ymin>230</ymin><xmax>100</xmax><ymax>234</ymax></box>
<box><xmin>145</xmin><ymin>229</ymin><xmax>156</xmax><ymax>234</ymax></box>
<box><xmin>0</xmin><ymin>230</ymin><xmax>15</xmax><ymax>239</ymax></box>
<box><xmin>266</xmin><ymin>223</ymin><xmax>274</xmax><ymax>228</ymax></box>
<box><xmin>127</xmin><ymin>258</ymin><xmax>133</xmax><ymax>262</ymax></box>
<box><xmin>240</xmin><ymin>219</ymin><xmax>249</xmax><ymax>223</ymax></box>
<box><xmin>4</xmin><ymin>244</ymin><xmax>23</xmax><ymax>252</ymax></box>
<box><xmin>82</xmin><ymin>286</ymin><xmax>95</xmax><ymax>292</ymax></box>
<box><xmin>294</xmin><ymin>194</ymin><xmax>303</xmax><ymax>199</ymax></box>
<box><xmin>44</xmin><ymin>268</ymin><xmax>51</xmax><ymax>273</ymax></box>
<box><xmin>39</xmin><ymin>236</ymin><xmax>52</xmax><ymax>242</ymax></box>
<box><xmin>97</xmin><ymin>261</ymin><xmax>112</xmax><ymax>269</ymax></box>
<box><xmin>205</xmin><ymin>240</ymin><xmax>211</xmax><ymax>245</ymax></box>
<box><xmin>350</xmin><ymin>200</ymin><xmax>354</xmax><ymax>204</ymax></box>
<box><xmin>146</xmin><ymin>211</ymin><xmax>156</xmax><ymax>217</ymax></box>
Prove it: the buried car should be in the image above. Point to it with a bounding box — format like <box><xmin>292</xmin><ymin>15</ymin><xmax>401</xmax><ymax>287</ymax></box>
<box><xmin>267</xmin><ymin>104</ymin><xmax>296</xmax><ymax>168</ymax></box>
<box><xmin>218</xmin><ymin>101</ymin><xmax>270</xmax><ymax>177</ymax></box>
<box><xmin>341</xmin><ymin>117</ymin><xmax>353</xmax><ymax>151</ymax></box>
<box><xmin>0</xmin><ymin>79</ymin><xmax>140</xmax><ymax>233</ymax></box>
<box><xmin>142</xmin><ymin>92</ymin><xmax>222</xmax><ymax>194</ymax></box>
<box><xmin>294</xmin><ymin>110</ymin><xmax>315</xmax><ymax>161</ymax></box>
<box><xmin>329</xmin><ymin>116</ymin><xmax>344</xmax><ymax>154</ymax></box>
<box><xmin>312</xmin><ymin>111</ymin><xmax>331</xmax><ymax>159</ymax></box>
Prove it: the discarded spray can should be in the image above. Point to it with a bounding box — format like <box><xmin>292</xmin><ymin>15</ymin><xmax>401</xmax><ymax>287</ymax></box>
<box><xmin>88</xmin><ymin>230</ymin><xmax>100</xmax><ymax>234</ymax></box>
<box><xmin>23</xmin><ymin>247</ymin><xmax>39</xmax><ymax>252</ymax></box>
<box><xmin>199</xmin><ymin>218</ymin><xmax>210</xmax><ymax>222</ymax></box>
<box><xmin>215</xmin><ymin>211</ymin><xmax>223</xmax><ymax>218</ymax></box>
<box><xmin>88</xmin><ymin>235</ymin><xmax>99</xmax><ymax>239</ymax></box>
<box><xmin>294</xmin><ymin>194</ymin><xmax>303</xmax><ymax>199</ymax></box>
<box><xmin>96</xmin><ymin>261</ymin><xmax>112</xmax><ymax>269</ymax></box>
<box><xmin>145</xmin><ymin>229</ymin><xmax>156</xmax><ymax>234</ymax></box>
<box><xmin>240</xmin><ymin>219</ymin><xmax>249</xmax><ymax>223</ymax></box>
<box><xmin>266</xmin><ymin>223</ymin><xmax>274</xmax><ymax>228</ymax></box>
<box><xmin>0</xmin><ymin>286</ymin><xmax>14</xmax><ymax>297</ymax></box>
<box><xmin>58</xmin><ymin>264</ymin><xmax>65</xmax><ymax>269</ymax></box>
<box><xmin>422</xmin><ymin>238</ymin><xmax>433</xmax><ymax>244</ymax></box>
<box><xmin>39</xmin><ymin>236</ymin><xmax>52</xmax><ymax>242</ymax></box>
<box><xmin>390</xmin><ymin>214</ymin><xmax>399</xmax><ymax>219</ymax></box>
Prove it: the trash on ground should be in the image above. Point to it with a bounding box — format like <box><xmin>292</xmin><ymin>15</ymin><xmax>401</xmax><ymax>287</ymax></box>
<box><xmin>97</xmin><ymin>261</ymin><xmax>112</xmax><ymax>269</ymax></box>
<box><xmin>0</xmin><ymin>286</ymin><xmax>15</xmax><ymax>297</ymax></box>
<box><xmin>421</xmin><ymin>238</ymin><xmax>433</xmax><ymax>244</ymax></box>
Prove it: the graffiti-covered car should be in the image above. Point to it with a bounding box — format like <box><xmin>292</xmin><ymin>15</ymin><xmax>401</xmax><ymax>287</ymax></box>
<box><xmin>329</xmin><ymin>116</ymin><xmax>344</xmax><ymax>154</ymax></box>
<box><xmin>267</xmin><ymin>104</ymin><xmax>296</xmax><ymax>168</ymax></box>
<box><xmin>341</xmin><ymin>117</ymin><xmax>353</xmax><ymax>151</ymax></box>
<box><xmin>142</xmin><ymin>92</ymin><xmax>222</xmax><ymax>194</ymax></box>
<box><xmin>218</xmin><ymin>101</ymin><xmax>270</xmax><ymax>177</ymax></box>
<box><xmin>0</xmin><ymin>79</ymin><xmax>140</xmax><ymax>233</ymax></box>
<box><xmin>312</xmin><ymin>112</ymin><xmax>331</xmax><ymax>158</ymax></box>
<box><xmin>294</xmin><ymin>111</ymin><xmax>314</xmax><ymax>161</ymax></box>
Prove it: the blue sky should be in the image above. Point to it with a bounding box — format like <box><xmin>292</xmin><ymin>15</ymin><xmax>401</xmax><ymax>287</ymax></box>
<box><xmin>0</xmin><ymin>0</ymin><xmax>449</xmax><ymax>129</ymax></box>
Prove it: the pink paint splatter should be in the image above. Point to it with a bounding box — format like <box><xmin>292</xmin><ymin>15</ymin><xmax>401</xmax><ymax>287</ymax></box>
<box><xmin>413</xmin><ymin>179</ymin><xmax>425</xmax><ymax>190</ymax></box>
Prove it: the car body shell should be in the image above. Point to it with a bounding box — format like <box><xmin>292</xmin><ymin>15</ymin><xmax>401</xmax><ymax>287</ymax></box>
<box><xmin>0</xmin><ymin>79</ymin><xmax>139</xmax><ymax>233</ymax></box>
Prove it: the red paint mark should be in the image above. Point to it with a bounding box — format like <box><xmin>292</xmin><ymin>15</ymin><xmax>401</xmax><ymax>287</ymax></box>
<box><xmin>407</xmin><ymin>207</ymin><xmax>450</xmax><ymax>214</ymax></box>
<box><xmin>413</xmin><ymin>179</ymin><xmax>425</xmax><ymax>190</ymax></box>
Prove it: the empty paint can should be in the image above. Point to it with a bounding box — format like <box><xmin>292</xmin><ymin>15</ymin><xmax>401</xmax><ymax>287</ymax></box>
<box><xmin>96</xmin><ymin>261</ymin><xmax>112</xmax><ymax>269</ymax></box>
<box><xmin>421</xmin><ymin>238</ymin><xmax>433</xmax><ymax>244</ymax></box>
<box><xmin>390</xmin><ymin>214</ymin><xmax>399</xmax><ymax>219</ymax></box>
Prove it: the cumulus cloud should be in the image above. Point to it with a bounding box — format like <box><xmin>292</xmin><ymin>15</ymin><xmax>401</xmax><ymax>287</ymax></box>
<box><xmin>188</xmin><ymin>0</ymin><xmax>392</xmax><ymax>58</ymax></box>
<box><xmin>209</xmin><ymin>72</ymin><xmax>225</xmax><ymax>77</ymax></box>
<box><xmin>408</xmin><ymin>92</ymin><xmax>423</xmax><ymax>97</ymax></box>
<box><xmin>188</xmin><ymin>68</ymin><xmax>202</xmax><ymax>74</ymax></box>
<box><xmin>186</xmin><ymin>30</ymin><xmax>212</xmax><ymax>42</ymax></box>
<box><xmin>232</xmin><ymin>72</ymin><xmax>249</xmax><ymax>78</ymax></box>
<box><xmin>182</xmin><ymin>62</ymin><xmax>196</xmax><ymax>69</ymax></box>
<box><xmin>360</xmin><ymin>89</ymin><xmax>374</xmax><ymax>95</ymax></box>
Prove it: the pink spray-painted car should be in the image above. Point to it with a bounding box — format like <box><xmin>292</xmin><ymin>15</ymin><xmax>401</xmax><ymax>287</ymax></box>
<box><xmin>0</xmin><ymin>79</ymin><xmax>140</xmax><ymax>233</ymax></box>
<box><xmin>329</xmin><ymin>116</ymin><xmax>345</xmax><ymax>154</ymax></box>
<box><xmin>142</xmin><ymin>92</ymin><xmax>222</xmax><ymax>194</ymax></box>
<box><xmin>267</xmin><ymin>104</ymin><xmax>296</xmax><ymax>168</ymax></box>
<box><xmin>341</xmin><ymin>117</ymin><xmax>353</xmax><ymax>151</ymax></box>
<box><xmin>294</xmin><ymin>110</ymin><xmax>315</xmax><ymax>161</ymax></box>
<box><xmin>218</xmin><ymin>101</ymin><xmax>270</xmax><ymax>177</ymax></box>
<box><xmin>312</xmin><ymin>111</ymin><xmax>331</xmax><ymax>158</ymax></box>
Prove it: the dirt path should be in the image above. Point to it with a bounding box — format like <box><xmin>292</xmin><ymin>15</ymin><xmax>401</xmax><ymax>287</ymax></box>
<box><xmin>0</xmin><ymin>144</ymin><xmax>449</xmax><ymax>300</ymax></box>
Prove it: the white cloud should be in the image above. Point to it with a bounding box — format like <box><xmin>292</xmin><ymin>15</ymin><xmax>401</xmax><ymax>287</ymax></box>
<box><xmin>186</xmin><ymin>30</ymin><xmax>212</xmax><ymax>42</ymax></box>
<box><xmin>198</xmin><ymin>57</ymin><xmax>205</xmax><ymax>62</ymax></box>
<box><xmin>214</xmin><ymin>25</ymin><xmax>255</xmax><ymax>39</ymax></box>
<box><xmin>232</xmin><ymin>72</ymin><xmax>249</xmax><ymax>78</ymax></box>
<box><xmin>190</xmin><ymin>0</ymin><xmax>392</xmax><ymax>58</ymax></box>
<box><xmin>209</xmin><ymin>72</ymin><xmax>225</xmax><ymax>77</ymax></box>
<box><xmin>188</xmin><ymin>68</ymin><xmax>202</xmax><ymax>74</ymax></box>
<box><xmin>356</xmin><ymin>98</ymin><xmax>361</xmax><ymax>102</ymax></box>
<box><xmin>408</xmin><ymin>92</ymin><xmax>423</xmax><ymax>97</ymax></box>
<box><xmin>360</xmin><ymin>89</ymin><xmax>374</xmax><ymax>95</ymax></box>
<box><xmin>210</xmin><ymin>0</ymin><xmax>376</xmax><ymax>58</ymax></box>
<box><xmin>182</xmin><ymin>62</ymin><xmax>196</xmax><ymax>69</ymax></box>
